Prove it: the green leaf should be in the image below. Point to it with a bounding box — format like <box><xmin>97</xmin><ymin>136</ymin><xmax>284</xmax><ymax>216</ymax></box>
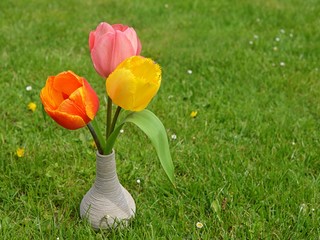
<box><xmin>124</xmin><ymin>109</ymin><xmax>175</xmax><ymax>185</ymax></box>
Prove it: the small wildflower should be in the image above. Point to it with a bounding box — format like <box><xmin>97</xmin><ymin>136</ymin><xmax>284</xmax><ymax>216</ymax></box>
<box><xmin>164</xmin><ymin>3</ymin><xmax>169</xmax><ymax>8</ymax></box>
<box><xmin>28</xmin><ymin>102</ymin><xmax>37</xmax><ymax>112</ymax></box>
<box><xmin>26</xmin><ymin>85</ymin><xmax>32</xmax><ymax>91</ymax></box>
<box><xmin>253</xmin><ymin>35</ymin><xmax>259</xmax><ymax>39</ymax></box>
<box><xmin>289</xmin><ymin>33</ymin><xmax>294</xmax><ymax>38</ymax></box>
<box><xmin>187</xmin><ymin>69</ymin><xmax>192</xmax><ymax>74</ymax></box>
<box><xmin>299</xmin><ymin>203</ymin><xmax>307</xmax><ymax>213</ymax></box>
<box><xmin>249</xmin><ymin>41</ymin><xmax>253</xmax><ymax>45</ymax></box>
<box><xmin>292</xmin><ymin>141</ymin><xmax>296</xmax><ymax>145</ymax></box>
<box><xmin>280</xmin><ymin>62</ymin><xmax>285</xmax><ymax>67</ymax></box>
<box><xmin>171</xmin><ymin>134</ymin><xmax>177</xmax><ymax>140</ymax></box>
<box><xmin>120</xmin><ymin>129</ymin><xmax>124</xmax><ymax>134</ymax></box>
<box><xmin>190</xmin><ymin>111</ymin><xmax>198</xmax><ymax>118</ymax></box>
<box><xmin>273</xmin><ymin>46</ymin><xmax>278</xmax><ymax>51</ymax></box>
<box><xmin>16</xmin><ymin>148</ymin><xmax>25</xmax><ymax>158</ymax></box>
<box><xmin>136</xmin><ymin>179</ymin><xmax>141</xmax><ymax>184</ymax></box>
<box><xmin>280</xmin><ymin>29</ymin><xmax>285</xmax><ymax>34</ymax></box>
<box><xmin>275</xmin><ymin>37</ymin><xmax>280</xmax><ymax>42</ymax></box>
<box><xmin>196</xmin><ymin>222</ymin><xmax>203</xmax><ymax>229</ymax></box>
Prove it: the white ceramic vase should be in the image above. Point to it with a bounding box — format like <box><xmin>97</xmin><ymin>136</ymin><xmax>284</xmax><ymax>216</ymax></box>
<box><xmin>80</xmin><ymin>150</ymin><xmax>136</xmax><ymax>229</ymax></box>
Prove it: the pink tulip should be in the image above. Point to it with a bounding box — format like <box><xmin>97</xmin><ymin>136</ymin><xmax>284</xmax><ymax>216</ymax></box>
<box><xmin>89</xmin><ymin>22</ymin><xmax>142</xmax><ymax>78</ymax></box>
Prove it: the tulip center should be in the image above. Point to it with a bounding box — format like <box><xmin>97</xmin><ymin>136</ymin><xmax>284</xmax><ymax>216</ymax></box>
<box><xmin>62</xmin><ymin>92</ymin><xmax>69</xmax><ymax>100</ymax></box>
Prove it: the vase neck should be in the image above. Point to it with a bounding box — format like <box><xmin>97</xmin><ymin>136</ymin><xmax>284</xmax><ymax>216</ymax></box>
<box><xmin>94</xmin><ymin>151</ymin><xmax>120</xmax><ymax>192</ymax></box>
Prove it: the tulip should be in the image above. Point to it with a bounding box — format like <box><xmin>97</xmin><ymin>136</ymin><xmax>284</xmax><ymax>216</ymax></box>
<box><xmin>89</xmin><ymin>22</ymin><xmax>142</xmax><ymax>78</ymax></box>
<box><xmin>40</xmin><ymin>71</ymin><xmax>99</xmax><ymax>130</ymax></box>
<box><xmin>106</xmin><ymin>56</ymin><xmax>161</xmax><ymax>111</ymax></box>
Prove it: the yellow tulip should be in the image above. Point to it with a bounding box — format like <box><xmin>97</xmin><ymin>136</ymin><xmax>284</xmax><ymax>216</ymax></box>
<box><xmin>106</xmin><ymin>56</ymin><xmax>161</xmax><ymax>111</ymax></box>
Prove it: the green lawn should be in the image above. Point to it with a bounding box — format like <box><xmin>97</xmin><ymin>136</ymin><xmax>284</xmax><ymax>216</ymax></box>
<box><xmin>1</xmin><ymin>0</ymin><xmax>319</xmax><ymax>239</ymax></box>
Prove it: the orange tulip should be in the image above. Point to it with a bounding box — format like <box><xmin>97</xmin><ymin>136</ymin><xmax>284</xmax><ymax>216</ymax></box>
<box><xmin>40</xmin><ymin>71</ymin><xmax>99</xmax><ymax>130</ymax></box>
<box><xmin>106</xmin><ymin>56</ymin><xmax>161</xmax><ymax>111</ymax></box>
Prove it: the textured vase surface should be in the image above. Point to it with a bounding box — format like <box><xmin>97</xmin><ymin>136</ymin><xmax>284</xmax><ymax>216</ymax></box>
<box><xmin>80</xmin><ymin>151</ymin><xmax>135</xmax><ymax>229</ymax></box>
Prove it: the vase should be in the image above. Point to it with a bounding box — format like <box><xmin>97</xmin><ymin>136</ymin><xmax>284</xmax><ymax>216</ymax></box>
<box><xmin>80</xmin><ymin>150</ymin><xmax>136</xmax><ymax>229</ymax></box>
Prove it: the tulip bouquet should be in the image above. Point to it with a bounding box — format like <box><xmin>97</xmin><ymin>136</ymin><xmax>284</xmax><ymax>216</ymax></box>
<box><xmin>40</xmin><ymin>22</ymin><xmax>174</xmax><ymax>184</ymax></box>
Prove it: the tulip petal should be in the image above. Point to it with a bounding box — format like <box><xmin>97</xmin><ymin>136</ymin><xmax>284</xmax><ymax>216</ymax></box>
<box><xmin>123</xmin><ymin>27</ymin><xmax>142</xmax><ymax>55</ymax></box>
<box><xmin>129</xmin><ymin>57</ymin><xmax>161</xmax><ymax>83</ymax></box>
<box><xmin>58</xmin><ymin>88</ymin><xmax>86</xmax><ymax>118</ymax></box>
<box><xmin>40</xmin><ymin>76</ymin><xmax>64</xmax><ymax>109</ymax></box>
<box><xmin>53</xmin><ymin>71</ymin><xmax>82</xmax><ymax>96</ymax></box>
<box><xmin>130</xmin><ymin>77</ymin><xmax>161</xmax><ymax>111</ymax></box>
<box><xmin>106</xmin><ymin>68</ymin><xmax>136</xmax><ymax>110</ymax></box>
<box><xmin>89</xmin><ymin>31</ymin><xmax>96</xmax><ymax>51</ymax></box>
<box><xmin>82</xmin><ymin>78</ymin><xmax>99</xmax><ymax>120</ymax></box>
<box><xmin>95</xmin><ymin>22</ymin><xmax>115</xmax><ymax>38</ymax></box>
<box><xmin>45</xmin><ymin>108</ymin><xmax>87</xmax><ymax>130</ymax></box>
<box><xmin>112</xmin><ymin>24</ymin><xmax>128</xmax><ymax>31</ymax></box>
<box><xmin>89</xmin><ymin>23</ymin><xmax>115</xmax><ymax>50</ymax></box>
<box><xmin>112</xmin><ymin>31</ymin><xmax>139</xmax><ymax>70</ymax></box>
<box><xmin>90</xmin><ymin>33</ymin><xmax>115</xmax><ymax>77</ymax></box>
<box><xmin>112</xmin><ymin>25</ymin><xmax>141</xmax><ymax>55</ymax></box>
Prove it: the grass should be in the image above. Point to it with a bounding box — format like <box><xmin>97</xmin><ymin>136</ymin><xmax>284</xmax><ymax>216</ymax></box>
<box><xmin>0</xmin><ymin>0</ymin><xmax>319</xmax><ymax>239</ymax></box>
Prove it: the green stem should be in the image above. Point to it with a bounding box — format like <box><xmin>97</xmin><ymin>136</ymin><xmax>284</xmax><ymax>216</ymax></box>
<box><xmin>106</xmin><ymin>96</ymin><xmax>112</xmax><ymax>139</ymax></box>
<box><xmin>87</xmin><ymin>122</ymin><xmax>104</xmax><ymax>154</ymax></box>
<box><xmin>110</xmin><ymin>106</ymin><xmax>122</xmax><ymax>134</ymax></box>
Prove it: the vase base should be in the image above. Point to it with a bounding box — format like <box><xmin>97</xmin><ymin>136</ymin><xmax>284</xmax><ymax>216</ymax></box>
<box><xmin>80</xmin><ymin>185</ymin><xmax>136</xmax><ymax>230</ymax></box>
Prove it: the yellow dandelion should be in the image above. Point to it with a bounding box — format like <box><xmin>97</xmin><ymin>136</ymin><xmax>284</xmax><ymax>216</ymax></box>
<box><xmin>28</xmin><ymin>102</ymin><xmax>37</xmax><ymax>112</ymax></box>
<box><xmin>196</xmin><ymin>222</ymin><xmax>203</xmax><ymax>229</ymax></box>
<box><xmin>190</xmin><ymin>111</ymin><xmax>198</xmax><ymax>118</ymax></box>
<box><xmin>16</xmin><ymin>148</ymin><xmax>25</xmax><ymax>158</ymax></box>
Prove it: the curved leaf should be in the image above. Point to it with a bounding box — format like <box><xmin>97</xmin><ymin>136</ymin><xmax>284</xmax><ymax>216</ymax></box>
<box><xmin>124</xmin><ymin>109</ymin><xmax>175</xmax><ymax>185</ymax></box>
